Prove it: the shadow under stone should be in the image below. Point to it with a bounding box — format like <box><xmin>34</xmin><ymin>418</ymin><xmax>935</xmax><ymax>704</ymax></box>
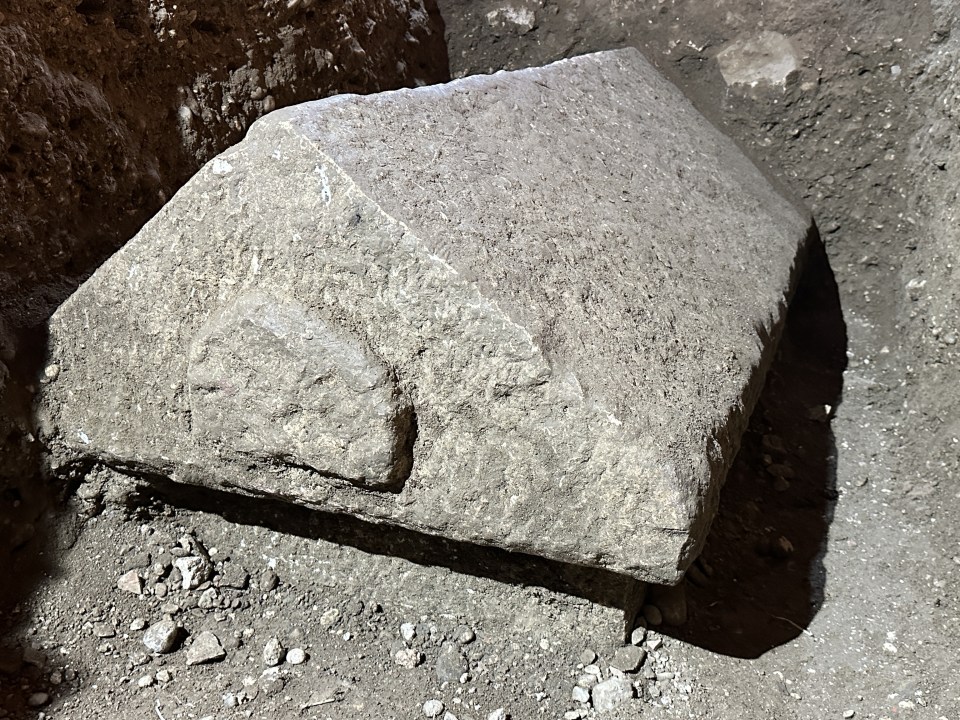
<box><xmin>123</xmin><ymin>472</ymin><xmax>640</xmax><ymax>614</ymax></box>
<box><xmin>662</xmin><ymin>235</ymin><xmax>847</xmax><ymax>658</ymax></box>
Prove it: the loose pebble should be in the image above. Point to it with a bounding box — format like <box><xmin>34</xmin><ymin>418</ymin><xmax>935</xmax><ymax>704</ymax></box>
<box><xmin>286</xmin><ymin>647</ymin><xmax>307</xmax><ymax>665</ymax></box>
<box><xmin>118</xmin><ymin>569</ymin><xmax>144</xmax><ymax>595</ymax></box>
<box><xmin>610</xmin><ymin>645</ymin><xmax>646</xmax><ymax>673</ymax></box>
<box><xmin>395</xmin><ymin>648</ymin><xmax>424</xmax><ymax>669</ymax></box>
<box><xmin>686</xmin><ymin>564</ymin><xmax>710</xmax><ymax>587</ymax></box>
<box><xmin>455</xmin><ymin>625</ymin><xmax>476</xmax><ymax>645</ymax></box>
<box><xmin>579</xmin><ymin>649</ymin><xmax>597</xmax><ymax>665</ymax></box>
<box><xmin>572</xmin><ymin>685</ymin><xmax>590</xmax><ymax>703</ymax></box>
<box><xmin>436</xmin><ymin>641</ymin><xmax>468</xmax><ymax>684</ymax></box>
<box><xmin>649</xmin><ymin>584</ymin><xmax>687</xmax><ymax>626</ymax></box>
<box><xmin>263</xmin><ymin>637</ymin><xmax>285</xmax><ymax>667</ymax></box>
<box><xmin>577</xmin><ymin>673</ymin><xmax>598</xmax><ymax>689</ymax></box>
<box><xmin>259</xmin><ymin>568</ymin><xmax>279</xmax><ymax>591</ymax></box>
<box><xmin>630</xmin><ymin>626</ymin><xmax>647</xmax><ymax>646</ymax></box>
<box><xmin>93</xmin><ymin>621</ymin><xmax>115</xmax><ymax>638</ymax></box>
<box><xmin>423</xmin><ymin>699</ymin><xmax>445</xmax><ymax>717</ymax></box>
<box><xmin>27</xmin><ymin>693</ymin><xmax>49</xmax><ymax>708</ymax></box>
<box><xmin>843</xmin><ymin>712</ymin><xmax>856</xmax><ymax>719</ymax></box>
<box><xmin>143</xmin><ymin>620</ymin><xmax>180</xmax><ymax>654</ymax></box>
<box><xmin>487</xmin><ymin>709</ymin><xmax>508</xmax><ymax>720</ymax></box>
<box><xmin>591</xmin><ymin>677</ymin><xmax>634</xmax><ymax>712</ymax></box>
<box><xmin>401</xmin><ymin>623</ymin><xmax>417</xmax><ymax>643</ymax></box>
<box><xmin>320</xmin><ymin>607</ymin><xmax>341</xmax><ymax>629</ymax></box>
<box><xmin>156</xmin><ymin>669</ymin><xmax>172</xmax><ymax>683</ymax></box>
<box><xmin>186</xmin><ymin>631</ymin><xmax>226</xmax><ymax>665</ymax></box>
<box><xmin>137</xmin><ymin>674</ymin><xmax>155</xmax><ymax>688</ymax></box>
<box><xmin>642</xmin><ymin>604</ymin><xmax>663</xmax><ymax>626</ymax></box>
<box><xmin>174</xmin><ymin>555</ymin><xmax>212</xmax><ymax>590</ymax></box>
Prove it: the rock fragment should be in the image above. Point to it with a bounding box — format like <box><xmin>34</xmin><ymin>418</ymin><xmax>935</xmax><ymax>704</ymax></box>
<box><xmin>716</xmin><ymin>31</ymin><xmax>802</xmax><ymax>88</ymax></box>
<box><xmin>648</xmin><ymin>583</ymin><xmax>688</xmax><ymax>626</ymax></box>
<box><xmin>591</xmin><ymin>677</ymin><xmax>635</xmax><ymax>712</ymax></box>
<box><xmin>186</xmin><ymin>631</ymin><xmax>226</xmax><ymax>665</ymax></box>
<box><xmin>258</xmin><ymin>568</ymin><xmax>279</xmax><ymax>592</ymax></box>
<box><xmin>174</xmin><ymin>555</ymin><xmax>212</xmax><ymax>590</ymax></box>
<box><xmin>455</xmin><ymin>625</ymin><xmax>476</xmax><ymax>645</ymax></box>
<box><xmin>118</xmin><ymin>569</ymin><xmax>144</xmax><ymax>595</ymax></box>
<box><xmin>396</xmin><ymin>648</ymin><xmax>424</xmax><ymax>669</ymax></box>
<box><xmin>143</xmin><ymin>620</ymin><xmax>180</xmax><ymax>654</ymax></box>
<box><xmin>642</xmin><ymin>605</ymin><xmax>663</xmax><ymax>626</ymax></box>
<box><xmin>27</xmin><ymin>692</ymin><xmax>49</xmax><ymax>707</ymax></box>
<box><xmin>423</xmin><ymin>699</ymin><xmax>445</xmax><ymax>717</ymax></box>
<box><xmin>263</xmin><ymin>637</ymin><xmax>285</xmax><ymax>667</ymax></box>
<box><xmin>435</xmin><ymin>641</ymin><xmax>468</xmax><ymax>684</ymax></box>
<box><xmin>610</xmin><ymin>645</ymin><xmax>646</xmax><ymax>673</ymax></box>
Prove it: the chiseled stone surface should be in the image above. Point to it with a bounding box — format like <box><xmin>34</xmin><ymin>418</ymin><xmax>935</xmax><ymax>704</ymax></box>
<box><xmin>39</xmin><ymin>49</ymin><xmax>812</xmax><ymax>583</ymax></box>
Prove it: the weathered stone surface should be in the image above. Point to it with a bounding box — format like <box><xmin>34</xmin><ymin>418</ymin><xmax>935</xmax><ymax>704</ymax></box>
<box><xmin>188</xmin><ymin>291</ymin><xmax>414</xmax><ymax>487</ymax></box>
<box><xmin>39</xmin><ymin>49</ymin><xmax>811</xmax><ymax>583</ymax></box>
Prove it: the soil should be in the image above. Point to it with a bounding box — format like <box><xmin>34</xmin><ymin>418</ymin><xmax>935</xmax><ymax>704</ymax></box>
<box><xmin>3</xmin><ymin>0</ymin><xmax>960</xmax><ymax>719</ymax></box>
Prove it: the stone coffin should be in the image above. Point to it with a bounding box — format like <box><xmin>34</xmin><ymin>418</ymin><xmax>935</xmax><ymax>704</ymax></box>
<box><xmin>38</xmin><ymin>49</ymin><xmax>812</xmax><ymax>584</ymax></box>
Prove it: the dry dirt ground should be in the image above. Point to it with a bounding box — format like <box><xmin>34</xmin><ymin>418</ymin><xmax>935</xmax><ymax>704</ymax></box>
<box><xmin>3</xmin><ymin>1</ymin><xmax>960</xmax><ymax>719</ymax></box>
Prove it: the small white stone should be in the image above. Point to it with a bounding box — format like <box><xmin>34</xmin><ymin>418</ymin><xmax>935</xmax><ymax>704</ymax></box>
<box><xmin>395</xmin><ymin>648</ymin><xmax>423</xmax><ymax>669</ymax></box>
<box><xmin>137</xmin><ymin>674</ymin><xmax>155</xmax><ymax>688</ymax></box>
<box><xmin>263</xmin><ymin>637</ymin><xmax>284</xmax><ymax>667</ymax></box>
<box><xmin>118</xmin><ymin>569</ymin><xmax>144</xmax><ymax>595</ymax></box>
<box><xmin>286</xmin><ymin>647</ymin><xmax>307</xmax><ymax>665</ymax></box>
<box><xmin>400</xmin><ymin>622</ymin><xmax>417</xmax><ymax>642</ymax></box>
<box><xmin>423</xmin><ymin>699</ymin><xmax>445</xmax><ymax>717</ymax></box>
<box><xmin>319</xmin><ymin>607</ymin><xmax>340</xmax><ymax>629</ymax></box>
